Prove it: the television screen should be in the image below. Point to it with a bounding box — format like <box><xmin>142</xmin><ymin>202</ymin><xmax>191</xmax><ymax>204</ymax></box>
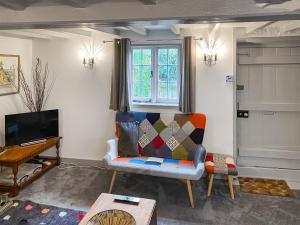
<box><xmin>5</xmin><ymin>109</ymin><xmax>59</xmax><ymax>146</ymax></box>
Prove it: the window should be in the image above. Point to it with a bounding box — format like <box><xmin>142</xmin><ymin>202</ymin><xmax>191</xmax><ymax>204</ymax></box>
<box><xmin>131</xmin><ymin>45</ymin><xmax>181</xmax><ymax>105</ymax></box>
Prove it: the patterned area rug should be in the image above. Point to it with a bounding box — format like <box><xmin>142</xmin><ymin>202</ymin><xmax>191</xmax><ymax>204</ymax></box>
<box><xmin>0</xmin><ymin>200</ymin><xmax>86</xmax><ymax>225</ymax></box>
<box><xmin>239</xmin><ymin>177</ymin><xmax>294</xmax><ymax>197</ymax></box>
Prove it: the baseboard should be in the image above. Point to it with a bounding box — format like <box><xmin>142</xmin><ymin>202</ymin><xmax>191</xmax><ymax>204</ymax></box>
<box><xmin>238</xmin><ymin>166</ymin><xmax>300</xmax><ymax>182</ymax></box>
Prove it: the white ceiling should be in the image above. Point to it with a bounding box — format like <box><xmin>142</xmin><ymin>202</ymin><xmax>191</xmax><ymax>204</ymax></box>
<box><xmin>0</xmin><ymin>0</ymin><xmax>158</xmax><ymax>10</ymax></box>
<box><xmin>0</xmin><ymin>0</ymin><xmax>300</xmax><ymax>29</ymax></box>
<box><xmin>0</xmin><ymin>0</ymin><xmax>299</xmax><ymax>11</ymax></box>
<box><xmin>1</xmin><ymin>20</ymin><xmax>300</xmax><ymax>41</ymax></box>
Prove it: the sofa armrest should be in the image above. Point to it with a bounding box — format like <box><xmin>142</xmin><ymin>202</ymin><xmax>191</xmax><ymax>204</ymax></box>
<box><xmin>193</xmin><ymin>144</ymin><xmax>207</xmax><ymax>167</ymax></box>
<box><xmin>104</xmin><ymin>138</ymin><xmax>118</xmax><ymax>162</ymax></box>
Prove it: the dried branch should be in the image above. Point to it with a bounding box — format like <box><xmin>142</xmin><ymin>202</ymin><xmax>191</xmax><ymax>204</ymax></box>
<box><xmin>18</xmin><ymin>58</ymin><xmax>55</xmax><ymax>112</ymax></box>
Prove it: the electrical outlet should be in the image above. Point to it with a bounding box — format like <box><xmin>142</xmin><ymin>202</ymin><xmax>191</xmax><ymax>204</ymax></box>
<box><xmin>237</xmin><ymin>110</ymin><xmax>249</xmax><ymax>118</ymax></box>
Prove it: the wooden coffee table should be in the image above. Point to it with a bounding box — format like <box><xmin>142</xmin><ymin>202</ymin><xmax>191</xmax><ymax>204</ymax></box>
<box><xmin>79</xmin><ymin>193</ymin><xmax>157</xmax><ymax>225</ymax></box>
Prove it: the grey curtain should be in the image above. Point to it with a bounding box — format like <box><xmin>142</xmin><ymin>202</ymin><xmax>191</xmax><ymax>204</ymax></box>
<box><xmin>109</xmin><ymin>38</ymin><xmax>130</xmax><ymax>112</ymax></box>
<box><xmin>179</xmin><ymin>36</ymin><xmax>196</xmax><ymax>113</ymax></box>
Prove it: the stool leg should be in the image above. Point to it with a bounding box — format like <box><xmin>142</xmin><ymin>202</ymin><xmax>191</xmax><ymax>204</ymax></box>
<box><xmin>207</xmin><ymin>174</ymin><xmax>214</xmax><ymax>197</ymax></box>
<box><xmin>108</xmin><ymin>171</ymin><xmax>117</xmax><ymax>194</ymax></box>
<box><xmin>227</xmin><ymin>175</ymin><xmax>235</xmax><ymax>200</ymax></box>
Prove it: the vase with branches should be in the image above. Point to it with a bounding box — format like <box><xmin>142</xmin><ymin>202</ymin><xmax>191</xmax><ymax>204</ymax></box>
<box><xmin>18</xmin><ymin>58</ymin><xmax>55</xmax><ymax>112</ymax></box>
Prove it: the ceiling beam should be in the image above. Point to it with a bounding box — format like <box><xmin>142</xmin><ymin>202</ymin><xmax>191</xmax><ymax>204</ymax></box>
<box><xmin>127</xmin><ymin>26</ymin><xmax>147</xmax><ymax>36</ymax></box>
<box><xmin>170</xmin><ymin>25</ymin><xmax>180</xmax><ymax>35</ymax></box>
<box><xmin>279</xmin><ymin>20</ymin><xmax>300</xmax><ymax>33</ymax></box>
<box><xmin>0</xmin><ymin>30</ymin><xmax>52</xmax><ymax>39</ymax></box>
<box><xmin>88</xmin><ymin>27</ymin><xmax>121</xmax><ymax>36</ymax></box>
<box><xmin>0</xmin><ymin>0</ymin><xmax>27</xmax><ymax>10</ymax></box>
<box><xmin>246</xmin><ymin>21</ymin><xmax>274</xmax><ymax>34</ymax></box>
<box><xmin>52</xmin><ymin>28</ymin><xmax>92</xmax><ymax>38</ymax></box>
<box><xmin>24</xmin><ymin>29</ymin><xmax>76</xmax><ymax>39</ymax></box>
<box><xmin>141</xmin><ymin>0</ymin><xmax>157</xmax><ymax>5</ymax></box>
<box><xmin>64</xmin><ymin>0</ymin><xmax>89</xmax><ymax>8</ymax></box>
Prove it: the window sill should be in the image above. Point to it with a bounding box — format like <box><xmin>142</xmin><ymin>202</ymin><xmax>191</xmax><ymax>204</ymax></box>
<box><xmin>131</xmin><ymin>102</ymin><xmax>179</xmax><ymax>107</ymax></box>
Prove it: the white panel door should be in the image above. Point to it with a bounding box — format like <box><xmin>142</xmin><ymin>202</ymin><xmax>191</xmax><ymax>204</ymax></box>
<box><xmin>237</xmin><ymin>46</ymin><xmax>300</xmax><ymax>169</ymax></box>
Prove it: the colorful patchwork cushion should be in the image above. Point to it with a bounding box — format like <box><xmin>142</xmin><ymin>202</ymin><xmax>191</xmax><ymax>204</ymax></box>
<box><xmin>116</xmin><ymin>112</ymin><xmax>206</xmax><ymax>161</ymax></box>
<box><xmin>205</xmin><ymin>153</ymin><xmax>238</xmax><ymax>176</ymax></box>
<box><xmin>112</xmin><ymin>157</ymin><xmax>195</xmax><ymax>169</ymax></box>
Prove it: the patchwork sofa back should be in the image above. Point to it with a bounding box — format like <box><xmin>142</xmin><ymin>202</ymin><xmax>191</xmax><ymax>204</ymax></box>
<box><xmin>116</xmin><ymin>112</ymin><xmax>206</xmax><ymax>161</ymax></box>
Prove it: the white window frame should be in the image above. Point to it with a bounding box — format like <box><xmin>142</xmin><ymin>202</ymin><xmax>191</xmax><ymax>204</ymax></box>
<box><xmin>130</xmin><ymin>44</ymin><xmax>181</xmax><ymax>106</ymax></box>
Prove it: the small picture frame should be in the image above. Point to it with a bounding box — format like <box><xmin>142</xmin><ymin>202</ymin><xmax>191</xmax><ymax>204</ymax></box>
<box><xmin>0</xmin><ymin>54</ymin><xmax>20</xmax><ymax>96</ymax></box>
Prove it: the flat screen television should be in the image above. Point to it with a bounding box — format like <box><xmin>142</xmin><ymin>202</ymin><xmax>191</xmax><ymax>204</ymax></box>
<box><xmin>5</xmin><ymin>109</ymin><xmax>59</xmax><ymax>147</ymax></box>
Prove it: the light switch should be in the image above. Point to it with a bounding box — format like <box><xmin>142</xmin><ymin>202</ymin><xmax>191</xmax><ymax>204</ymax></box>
<box><xmin>226</xmin><ymin>75</ymin><xmax>234</xmax><ymax>83</ymax></box>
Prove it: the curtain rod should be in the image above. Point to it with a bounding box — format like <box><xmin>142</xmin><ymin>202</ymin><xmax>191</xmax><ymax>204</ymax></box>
<box><xmin>103</xmin><ymin>38</ymin><xmax>202</xmax><ymax>43</ymax></box>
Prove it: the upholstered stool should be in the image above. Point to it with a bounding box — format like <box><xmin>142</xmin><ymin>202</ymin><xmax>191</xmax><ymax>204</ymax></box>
<box><xmin>205</xmin><ymin>153</ymin><xmax>238</xmax><ymax>199</ymax></box>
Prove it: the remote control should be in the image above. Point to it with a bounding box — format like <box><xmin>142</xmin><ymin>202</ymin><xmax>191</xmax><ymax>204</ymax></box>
<box><xmin>113</xmin><ymin>195</ymin><xmax>140</xmax><ymax>205</ymax></box>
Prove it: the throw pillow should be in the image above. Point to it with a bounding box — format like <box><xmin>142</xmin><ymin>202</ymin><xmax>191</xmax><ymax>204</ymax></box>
<box><xmin>117</xmin><ymin>121</ymin><xmax>139</xmax><ymax>157</ymax></box>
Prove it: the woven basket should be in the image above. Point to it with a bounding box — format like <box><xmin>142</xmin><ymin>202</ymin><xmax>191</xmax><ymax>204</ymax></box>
<box><xmin>87</xmin><ymin>209</ymin><xmax>136</xmax><ymax>225</ymax></box>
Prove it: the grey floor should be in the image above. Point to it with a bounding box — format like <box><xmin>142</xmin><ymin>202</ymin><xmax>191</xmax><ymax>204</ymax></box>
<box><xmin>17</xmin><ymin>166</ymin><xmax>300</xmax><ymax>225</ymax></box>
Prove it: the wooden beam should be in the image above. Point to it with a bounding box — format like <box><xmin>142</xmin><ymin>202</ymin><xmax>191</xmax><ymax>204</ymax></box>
<box><xmin>51</xmin><ymin>28</ymin><xmax>92</xmax><ymax>38</ymax></box>
<box><xmin>280</xmin><ymin>20</ymin><xmax>300</xmax><ymax>33</ymax></box>
<box><xmin>25</xmin><ymin>29</ymin><xmax>73</xmax><ymax>39</ymax></box>
<box><xmin>170</xmin><ymin>25</ymin><xmax>180</xmax><ymax>35</ymax></box>
<box><xmin>64</xmin><ymin>0</ymin><xmax>88</xmax><ymax>8</ymax></box>
<box><xmin>246</xmin><ymin>21</ymin><xmax>273</xmax><ymax>34</ymax></box>
<box><xmin>141</xmin><ymin>0</ymin><xmax>157</xmax><ymax>5</ymax></box>
<box><xmin>0</xmin><ymin>0</ymin><xmax>27</xmax><ymax>10</ymax></box>
<box><xmin>0</xmin><ymin>30</ymin><xmax>52</xmax><ymax>39</ymax></box>
<box><xmin>88</xmin><ymin>27</ymin><xmax>120</xmax><ymax>36</ymax></box>
<box><xmin>127</xmin><ymin>26</ymin><xmax>147</xmax><ymax>36</ymax></box>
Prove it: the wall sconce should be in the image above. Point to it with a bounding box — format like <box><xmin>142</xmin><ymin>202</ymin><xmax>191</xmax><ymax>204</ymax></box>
<box><xmin>83</xmin><ymin>57</ymin><xmax>95</xmax><ymax>68</ymax></box>
<box><xmin>81</xmin><ymin>40</ymin><xmax>103</xmax><ymax>69</ymax></box>
<box><xmin>204</xmin><ymin>52</ymin><xmax>217</xmax><ymax>66</ymax></box>
<box><xmin>203</xmin><ymin>46</ymin><xmax>218</xmax><ymax>66</ymax></box>
<box><xmin>201</xmin><ymin>38</ymin><xmax>220</xmax><ymax>67</ymax></box>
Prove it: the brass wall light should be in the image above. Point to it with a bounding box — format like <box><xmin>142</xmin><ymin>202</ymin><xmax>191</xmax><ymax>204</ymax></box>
<box><xmin>81</xmin><ymin>40</ymin><xmax>103</xmax><ymax>69</ymax></box>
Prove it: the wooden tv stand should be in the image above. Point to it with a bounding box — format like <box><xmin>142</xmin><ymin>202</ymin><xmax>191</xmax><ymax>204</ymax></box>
<box><xmin>0</xmin><ymin>137</ymin><xmax>62</xmax><ymax>196</ymax></box>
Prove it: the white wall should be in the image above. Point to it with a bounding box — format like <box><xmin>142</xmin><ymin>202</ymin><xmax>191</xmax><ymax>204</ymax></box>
<box><xmin>31</xmin><ymin>33</ymin><xmax>117</xmax><ymax>160</ymax></box>
<box><xmin>0</xmin><ymin>36</ymin><xmax>32</xmax><ymax>146</ymax></box>
<box><xmin>195</xmin><ymin>28</ymin><xmax>235</xmax><ymax>156</ymax></box>
<box><xmin>0</xmin><ymin>28</ymin><xmax>236</xmax><ymax>160</ymax></box>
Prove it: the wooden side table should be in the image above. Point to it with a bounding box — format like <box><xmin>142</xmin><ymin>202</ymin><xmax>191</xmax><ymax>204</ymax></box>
<box><xmin>79</xmin><ymin>193</ymin><xmax>157</xmax><ymax>225</ymax></box>
<box><xmin>0</xmin><ymin>137</ymin><xmax>62</xmax><ymax>196</ymax></box>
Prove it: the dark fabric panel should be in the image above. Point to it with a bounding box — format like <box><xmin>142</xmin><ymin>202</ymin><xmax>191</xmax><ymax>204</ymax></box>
<box><xmin>189</xmin><ymin>128</ymin><xmax>205</xmax><ymax>144</ymax></box>
<box><xmin>193</xmin><ymin>145</ymin><xmax>207</xmax><ymax>167</ymax></box>
<box><xmin>109</xmin><ymin>38</ymin><xmax>131</xmax><ymax>112</ymax></box>
<box><xmin>118</xmin><ymin>122</ymin><xmax>139</xmax><ymax>157</ymax></box>
<box><xmin>179</xmin><ymin>36</ymin><xmax>196</xmax><ymax>113</ymax></box>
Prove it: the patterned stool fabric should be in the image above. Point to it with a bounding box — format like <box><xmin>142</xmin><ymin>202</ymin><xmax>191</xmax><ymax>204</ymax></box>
<box><xmin>205</xmin><ymin>153</ymin><xmax>238</xmax><ymax>176</ymax></box>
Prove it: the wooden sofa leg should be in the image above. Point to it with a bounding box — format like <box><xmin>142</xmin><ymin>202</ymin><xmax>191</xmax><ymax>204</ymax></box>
<box><xmin>108</xmin><ymin>171</ymin><xmax>117</xmax><ymax>194</ymax></box>
<box><xmin>227</xmin><ymin>175</ymin><xmax>235</xmax><ymax>200</ymax></box>
<box><xmin>186</xmin><ymin>180</ymin><xmax>194</xmax><ymax>208</ymax></box>
<box><xmin>207</xmin><ymin>174</ymin><xmax>214</xmax><ymax>197</ymax></box>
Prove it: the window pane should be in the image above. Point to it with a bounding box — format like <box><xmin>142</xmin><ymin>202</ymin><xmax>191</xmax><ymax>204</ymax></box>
<box><xmin>168</xmin><ymin>82</ymin><xmax>177</xmax><ymax>99</ymax></box>
<box><xmin>158</xmin><ymin>66</ymin><xmax>168</xmax><ymax>81</ymax></box>
<box><xmin>168</xmin><ymin>49</ymin><xmax>178</xmax><ymax>65</ymax></box>
<box><xmin>134</xmin><ymin>66</ymin><xmax>142</xmax><ymax>81</ymax></box>
<box><xmin>158</xmin><ymin>49</ymin><xmax>168</xmax><ymax>65</ymax></box>
<box><xmin>133</xmin><ymin>81</ymin><xmax>143</xmax><ymax>97</ymax></box>
<box><xmin>142</xmin><ymin>49</ymin><xmax>151</xmax><ymax>65</ymax></box>
<box><xmin>133</xmin><ymin>49</ymin><xmax>142</xmax><ymax>65</ymax></box>
<box><xmin>142</xmin><ymin>82</ymin><xmax>151</xmax><ymax>98</ymax></box>
<box><xmin>158</xmin><ymin>82</ymin><xmax>168</xmax><ymax>98</ymax></box>
<box><xmin>168</xmin><ymin>66</ymin><xmax>177</xmax><ymax>81</ymax></box>
<box><xmin>142</xmin><ymin>66</ymin><xmax>151</xmax><ymax>82</ymax></box>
